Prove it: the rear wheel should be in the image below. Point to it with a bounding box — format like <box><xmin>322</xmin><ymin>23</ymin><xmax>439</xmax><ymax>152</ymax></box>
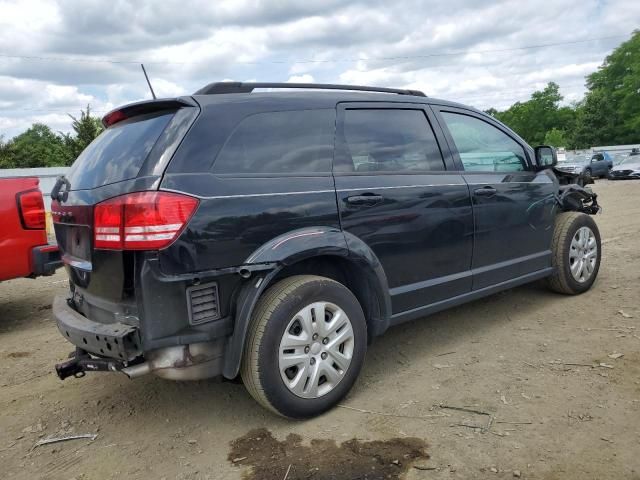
<box><xmin>241</xmin><ymin>275</ymin><xmax>367</xmax><ymax>418</ymax></box>
<box><xmin>545</xmin><ymin>212</ymin><xmax>601</xmax><ymax>294</ymax></box>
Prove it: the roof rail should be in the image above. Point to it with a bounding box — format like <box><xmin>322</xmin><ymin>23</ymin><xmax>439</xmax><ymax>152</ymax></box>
<box><xmin>193</xmin><ymin>82</ymin><xmax>426</xmax><ymax>97</ymax></box>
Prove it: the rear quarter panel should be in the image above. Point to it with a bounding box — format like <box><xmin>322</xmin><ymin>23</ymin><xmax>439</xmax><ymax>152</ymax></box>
<box><xmin>0</xmin><ymin>177</ymin><xmax>48</xmax><ymax>281</ymax></box>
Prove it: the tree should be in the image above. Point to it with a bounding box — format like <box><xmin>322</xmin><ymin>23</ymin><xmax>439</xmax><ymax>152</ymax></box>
<box><xmin>62</xmin><ymin>105</ymin><xmax>104</xmax><ymax>161</ymax></box>
<box><xmin>544</xmin><ymin>128</ymin><xmax>567</xmax><ymax>147</ymax></box>
<box><xmin>0</xmin><ymin>136</ymin><xmax>14</xmax><ymax>169</ymax></box>
<box><xmin>571</xmin><ymin>90</ymin><xmax>618</xmax><ymax>148</ymax></box>
<box><xmin>487</xmin><ymin>30</ymin><xmax>639</xmax><ymax>149</ymax></box>
<box><xmin>0</xmin><ymin>105</ymin><xmax>103</xmax><ymax>169</ymax></box>
<box><xmin>1</xmin><ymin>124</ymin><xmax>71</xmax><ymax>168</ymax></box>
<box><xmin>492</xmin><ymin>82</ymin><xmax>570</xmax><ymax>146</ymax></box>
<box><xmin>582</xmin><ymin>29</ymin><xmax>640</xmax><ymax>145</ymax></box>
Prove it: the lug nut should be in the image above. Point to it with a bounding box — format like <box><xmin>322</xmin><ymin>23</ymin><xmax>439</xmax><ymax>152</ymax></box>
<box><xmin>304</xmin><ymin>346</ymin><xmax>310</xmax><ymax>354</ymax></box>
<box><xmin>310</xmin><ymin>357</ymin><xmax>316</xmax><ymax>365</ymax></box>
<box><xmin>312</xmin><ymin>333</ymin><xmax>318</xmax><ymax>340</ymax></box>
<box><xmin>321</xmin><ymin>352</ymin><xmax>328</xmax><ymax>360</ymax></box>
<box><xmin>322</xmin><ymin>337</ymin><xmax>328</xmax><ymax>345</ymax></box>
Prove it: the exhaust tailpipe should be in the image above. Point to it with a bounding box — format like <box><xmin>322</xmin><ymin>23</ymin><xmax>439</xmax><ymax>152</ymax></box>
<box><xmin>121</xmin><ymin>362</ymin><xmax>151</xmax><ymax>378</ymax></box>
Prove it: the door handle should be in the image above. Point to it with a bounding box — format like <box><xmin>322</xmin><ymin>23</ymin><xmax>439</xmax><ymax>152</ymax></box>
<box><xmin>345</xmin><ymin>193</ymin><xmax>383</xmax><ymax>206</ymax></box>
<box><xmin>473</xmin><ymin>186</ymin><xmax>497</xmax><ymax>197</ymax></box>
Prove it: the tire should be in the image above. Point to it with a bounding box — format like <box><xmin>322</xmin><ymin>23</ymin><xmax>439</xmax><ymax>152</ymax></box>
<box><xmin>241</xmin><ymin>275</ymin><xmax>367</xmax><ymax>418</ymax></box>
<box><xmin>583</xmin><ymin>168</ymin><xmax>592</xmax><ymax>183</ymax></box>
<box><xmin>545</xmin><ymin>212</ymin><xmax>601</xmax><ymax>295</ymax></box>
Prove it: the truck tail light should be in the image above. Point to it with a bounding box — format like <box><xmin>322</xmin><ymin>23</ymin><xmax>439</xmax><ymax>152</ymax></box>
<box><xmin>94</xmin><ymin>192</ymin><xmax>198</xmax><ymax>250</ymax></box>
<box><xmin>17</xmin><ymin>189</ymin><xmax>46</xmax><ymax>230</ymax></box>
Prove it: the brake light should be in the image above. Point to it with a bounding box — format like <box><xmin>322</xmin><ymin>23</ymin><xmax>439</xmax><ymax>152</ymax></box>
<box><xmin>17</xmin><ymin>189</ymin><xmax>46</xmax><ymax>229</ymax></box>
<box><xmin>102</xmin><ymin>109</ymin><xmax>128</xmax><ymax>127</ymax></box>
<box><xmin>94</xmin><ymin>192</ymin><xmax>198</xmax><ymax>250</ymax></box>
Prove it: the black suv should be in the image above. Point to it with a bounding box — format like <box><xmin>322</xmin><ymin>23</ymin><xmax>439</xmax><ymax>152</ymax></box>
<box><xmin>52</xmin><ymin>83</ymin><xmax>602</xmax><ymax>418</ymax></box>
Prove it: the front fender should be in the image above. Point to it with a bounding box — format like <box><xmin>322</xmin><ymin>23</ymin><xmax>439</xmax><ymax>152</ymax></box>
<box><xmin>221</xmin><ymin>227</ymin><xmax>391</xmax><ymax>379</ymax></box>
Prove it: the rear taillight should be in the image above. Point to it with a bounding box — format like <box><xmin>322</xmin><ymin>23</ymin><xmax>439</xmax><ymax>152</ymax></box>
<box><xmin>17</xmin><ymin>189</ymin><xmax>46</xmax><ymax>230</ymax></box>
<box><xmin>94</xmin><ymin>192</ymin><xmax>198</xmax><ymax>250</ymax></box>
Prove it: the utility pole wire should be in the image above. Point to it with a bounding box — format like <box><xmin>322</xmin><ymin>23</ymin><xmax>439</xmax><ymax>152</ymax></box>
<box><xmin>0</xmin><ymin>34</ymin><xmax>629</xmax><ymax>66</ymax></box>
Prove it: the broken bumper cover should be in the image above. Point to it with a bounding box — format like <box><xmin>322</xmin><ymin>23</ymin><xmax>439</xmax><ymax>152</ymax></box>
<box><xmin>52</xmin><ymin>295</ymin><xmax>142</xmax><ymax>361</ymax></box>
<box><xmin>52</xmin><ymin>294</ymin><xmax>225</xmax><ymax>381</ymax></box>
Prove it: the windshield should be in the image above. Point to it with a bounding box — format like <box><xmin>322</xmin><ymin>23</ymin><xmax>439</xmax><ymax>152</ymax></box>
<box><xmin>621</xmin><ymin>157</ymin><xmax>640</xmax><ymax>165</ymax></box>
<box><xmin>66</xmin><ymin>111</ymin><xmax>174</xmax><ymax>190</ymax></box>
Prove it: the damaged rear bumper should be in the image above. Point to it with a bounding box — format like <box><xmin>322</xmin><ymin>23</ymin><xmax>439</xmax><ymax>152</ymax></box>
<box><xmin>53</xmin><ymin>295</ymin><xmax>141</xmax><ymax>360</ymax></box>
<box><xmin>52</xmin><ymin>294</ymin><xmax>225</xmax><ymax>381</ymax></box>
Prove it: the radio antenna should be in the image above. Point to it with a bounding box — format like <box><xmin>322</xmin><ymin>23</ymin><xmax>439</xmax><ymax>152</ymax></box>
<box><xmin>140</xmin><ymin>63</ymin><xmax>156</xmax><ymax>99</ymax></box>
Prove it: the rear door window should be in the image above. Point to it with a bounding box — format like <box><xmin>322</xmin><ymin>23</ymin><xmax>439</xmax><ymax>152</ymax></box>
<box><xmin>440</xmin><ymin>112</ymin><xmax>527</xmax><ymax>172</ymax></box>
<box><xmin>338</xmin><ymin>109</ymin><xmax>445</xmax><ymax>173</ymax></box>
<box><xmin>67</xmin><ymin>111</ymin><xmax>174</xmax><ymax>190</ymax></box>
<box><xmin>212</xmin><ymin>109</ymin><xmax>335</xmax><ymax>174</ymax></box>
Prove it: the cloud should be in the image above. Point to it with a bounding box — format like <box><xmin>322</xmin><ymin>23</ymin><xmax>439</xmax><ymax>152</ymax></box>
<box><xmin>287</xmin><ymin>74</ymin><xmax>315</xmax><ymax>83</ymax></box>
<box><xmin>0</xmin><ymin>0</ymin><xmax>638</xmax><ymax>138</ymax></box>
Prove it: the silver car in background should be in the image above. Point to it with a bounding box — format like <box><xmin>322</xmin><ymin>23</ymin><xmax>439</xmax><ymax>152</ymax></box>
<box><xmin>609</xmin><ymin>154</ymin><xmax>640</xmax><ymax>180</ymax></box>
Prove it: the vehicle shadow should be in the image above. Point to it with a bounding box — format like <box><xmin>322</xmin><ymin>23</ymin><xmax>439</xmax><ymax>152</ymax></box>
<box><xmin>77</xmin><ymin>281</ymin><xmax>561</xmax><ymax>428</ymax></box>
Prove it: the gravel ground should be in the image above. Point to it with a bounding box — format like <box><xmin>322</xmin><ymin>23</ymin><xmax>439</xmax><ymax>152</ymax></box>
<box><xmin>1</xmin><ymin>179</ymin><xmax>639</xmax><ymax>480</ymax></box>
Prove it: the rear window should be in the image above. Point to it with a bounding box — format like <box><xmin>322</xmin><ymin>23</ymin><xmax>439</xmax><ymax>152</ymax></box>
<box><xmin>212</xmin><ymin>109</ymin><xmax>335</xmax><ymax>174</ymax></box>
<box><xmin>67</xmin><ymin>111</ymin><xmax>173</xmax><ymax>190</ymax></box>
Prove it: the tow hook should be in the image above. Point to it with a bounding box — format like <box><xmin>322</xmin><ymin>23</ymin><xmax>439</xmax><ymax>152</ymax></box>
<box><xmin>55</xmin><ymin>348</ymin><xmax>124</xmax><ymax>380</ymax></box>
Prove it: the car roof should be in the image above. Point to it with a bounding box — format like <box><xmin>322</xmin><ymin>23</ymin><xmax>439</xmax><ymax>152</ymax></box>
<box><xmin>192</xmin><ymin>90</ymin><xmax>481</xmax><ymax>114</ymax></box>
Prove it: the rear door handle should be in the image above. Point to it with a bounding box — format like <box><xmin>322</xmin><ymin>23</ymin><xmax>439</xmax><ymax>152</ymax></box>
<box><xmin>345</xmin><ymin>193</ymin><xmax>383</xmax><ymax>206</ymax></box>
<box><xmin>473</xmin><ymin>186</ymin><xmax>497</xmax><ymax>197</ymax></box>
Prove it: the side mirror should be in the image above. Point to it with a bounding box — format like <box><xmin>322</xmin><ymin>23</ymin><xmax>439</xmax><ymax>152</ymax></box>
<box><xmin>534</xmin><ymin>145</ymin><xmax>557</xmax><ymax>169</ymax></box>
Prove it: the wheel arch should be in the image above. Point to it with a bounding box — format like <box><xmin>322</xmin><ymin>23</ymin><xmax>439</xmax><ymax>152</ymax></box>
<box><xmin>222</xmin><ymin>227</ymin><xmax>391</xmax><ymax>379</ymax></box>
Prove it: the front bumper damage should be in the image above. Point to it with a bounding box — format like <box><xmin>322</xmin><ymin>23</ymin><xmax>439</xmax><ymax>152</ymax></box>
<box><xmin>555</xmin><ymin>184</ymin><xmax>601</xmax><ymax>215</ymax></box>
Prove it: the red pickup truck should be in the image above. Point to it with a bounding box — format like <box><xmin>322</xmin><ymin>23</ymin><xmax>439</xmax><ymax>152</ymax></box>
<box><xmin>0</xmin><ymin>177</ymin><xmax>61</xmax><ymax>281</ymax></box>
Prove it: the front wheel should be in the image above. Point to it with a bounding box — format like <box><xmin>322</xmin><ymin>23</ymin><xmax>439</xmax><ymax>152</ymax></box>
<box><xmin>583</xmin><ymin>168</ymin><xmax>592</xmax><ymax>183</ymax></box>
<box><xmin>241</xmin><ymin>275</ymin><xmax>367</xmax><ymax>418</ymax></box>
<box><xmin>545</xmin><ymin>212</ymin><xmax>601</xmax><ymax>294</ymax></box>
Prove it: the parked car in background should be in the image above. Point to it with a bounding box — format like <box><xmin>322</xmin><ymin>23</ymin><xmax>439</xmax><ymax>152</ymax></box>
<box><xmin>556</xmin><ymin>154</ymin><xmax>590</xmax><ymax>175</ymax></box>
<box><xmin>609</xmin><ymin>155</ymin><xmax>640</xmax><ymax>180</ymax></box>
<box><xmin>587</xmin><ymin>152</ymin><xmax>613</xmax><ymax>179</ymax></box>
<box><xmin>557</xmin><ymin>153</ymin><xmax>611</xmax><ymax>182</ymax></box>
<box><xmin>51</xmin><ymin>83</ymin><xmax>602</xmax><ymax>418</ymax></box>
<box><xmin>0</xmin><ymin>177</ymin><xmax>62</xmax><ymax>282</ymax></box>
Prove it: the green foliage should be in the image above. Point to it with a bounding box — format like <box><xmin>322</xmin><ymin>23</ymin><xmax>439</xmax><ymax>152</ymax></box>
<box><xmin>492</xmin><ymin>82</ymin><xmax>576</xmax><ymax>146</ymax></box>
<box><xmin>0</xmin><ymin>105</ymin><xmax>103</xmax><ymax>169</ymax></box>
<box><xmin>0</xmin><ymin>124</ymin><xmax>71</xmax><ymax>168</ymax></box>
<box><xmin>544</xmin><ymin>128</ymin><xmax>567</xmax><ymax>147</ymax></box>
<box><xmin>62</xmin><ymin>105</ymin><xmax>104</xmax><ymax>160</ymax></box>
<box><xmin>490</xmin><ymin>30</ymin><xmax>639</xmax><ymax>149</ymax></box>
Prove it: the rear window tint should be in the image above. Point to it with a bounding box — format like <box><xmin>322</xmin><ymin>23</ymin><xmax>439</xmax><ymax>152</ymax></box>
<box><xmin>212</xmin><ymin>109</ymin><xmax>335</xmax><ymax>174</ymax></box>
<box><xmin>67</xmin><ymin>112</ymin><xmax>173</xmax><ymax>190</ymax></box>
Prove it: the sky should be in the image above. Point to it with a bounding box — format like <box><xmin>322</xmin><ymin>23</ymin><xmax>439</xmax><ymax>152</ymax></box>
<box><xmin>0</xmin><ymin>0</ymin><xmax>638</xmax><ymax>139</ymax></box>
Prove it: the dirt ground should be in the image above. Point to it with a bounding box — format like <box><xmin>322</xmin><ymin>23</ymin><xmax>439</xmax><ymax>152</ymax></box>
<box><xmin>1</xmin><ymin>179</ymin><xmax>639</xmax><ymax>480</ymax></box>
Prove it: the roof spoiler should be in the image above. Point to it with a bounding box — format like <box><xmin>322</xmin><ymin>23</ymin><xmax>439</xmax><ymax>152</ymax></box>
<box><xmin>101</xmin><ymin>97</ymin><xmax>196</xmax><ymax>128</ymax></box>
<box><xmin>193</xmin><ymin>82</ymin><xmax>426</xmax><ymax>97</ymax></box>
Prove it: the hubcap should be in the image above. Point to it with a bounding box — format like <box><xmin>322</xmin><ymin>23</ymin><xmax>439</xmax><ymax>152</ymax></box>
<box><xmin>278</xmin><ymin>301</ymin><xmax>354</xmax><ymax>399</ymax></box>
<box><xmin>569</xmin><ymin>226</ymin><xmax>598</xmax><ymax>283</ymax></box>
